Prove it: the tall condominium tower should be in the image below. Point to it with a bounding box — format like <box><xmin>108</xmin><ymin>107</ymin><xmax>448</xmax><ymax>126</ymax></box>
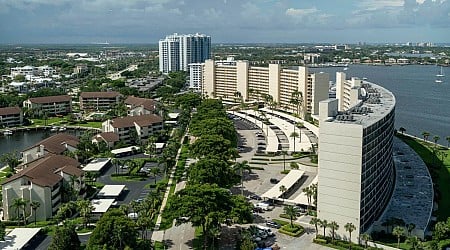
<box><xmin>159</xmin><ymin>33</ymin><xmax>211</xmax><ymax>73</ymax></box>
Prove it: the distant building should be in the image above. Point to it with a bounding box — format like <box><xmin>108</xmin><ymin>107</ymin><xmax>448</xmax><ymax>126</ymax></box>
<box><xmin>10</xmin><ymin>65</ymin><xmax>56</xmax><ymax>78</ymax></box>
<box><xmin>202</xmin><ymin>59</ymin><xmax>329</xmax><ymax>118</ymax></box>
<box><xmin>23</xmin><ymin>95</ymin><xmax>72</xmax><ymax>116</ymax></box>
<box><xmin>79</xmin><ymin>91</ymin><xmax>122</xmax><ymax>111</ymax></box>
<box><xmin>74</xmin><ymin>64</ymin><xmax>89</xmax><ymax>74</ymax></box>
<box><xmin>92</xmin><ymin>132</ymin><xmax>120</xmax><ymax>148</ymax></box>
<box><xmin>102</xmin><ymin>114</ymin><xmax>163</xmax><ymax>143</ymax></box>
<box><xmin>2</xmin><ymin>154</ymin><xmax>83</xmax><ymax>222</ymax></box>
<box><xmin>188</xmin><ymin>63</ymin><xmax>203</xmax><ymax>91</ymax></box>
<box><xmin>21</xmin><ymin>133</ymin><xmax>79</xmax><ymax>164</ymax></box>
<box><xmin>159</xmin><ymin>33</ymin><xmax>211</xmax><ymax>73</ymax></box>
<box><xmin>0</xmin><ymin>106</ymin><xmax>23</xmax><ymax>127</ymax></box>
<box><xmin>124</xmin><ymin>96</ymin><xmax>157</xmax><ymax>116</ymax></box>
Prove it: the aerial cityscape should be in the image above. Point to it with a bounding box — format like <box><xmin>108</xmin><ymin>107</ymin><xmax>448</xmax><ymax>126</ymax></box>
<box><xmin>0</xmin><ymin>0</ymin><xmax>449</xmax><ymax>250</ymax></box>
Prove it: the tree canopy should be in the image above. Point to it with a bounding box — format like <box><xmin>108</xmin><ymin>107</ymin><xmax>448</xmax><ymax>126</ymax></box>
<box><xmin>188</xmin><ymin>157</ymin><xmax>240</xmax><ymax>188</ymax></box>
<box><xmin>48</xmin><ymin>222</ymin><xmax>80</xmax><ymax>250</ymax></box>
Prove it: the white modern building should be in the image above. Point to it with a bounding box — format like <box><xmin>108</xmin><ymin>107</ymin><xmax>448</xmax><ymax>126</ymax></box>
<box><xmin>201</xmin><ymin>59</ymin><xmax>329</xmax><ymax>118</ymax></box>
<box><xmin>317</xmin><ymin>72</ymin><xmax>396</xmax><ymax>242</ymax></box>
<box><xmin>10</xmin><ymin>65</ymin><xmax>56</xmax><ymax>78</ymax></box>
<box><xmin>159</xmin><ymin>33</ymin><xmax>211</xmax><ymax>73</ymax></box>
<box><xmin>189</xmin><ymin>63</ymin><xmax>203</xmax><ymax>91</ymax></box>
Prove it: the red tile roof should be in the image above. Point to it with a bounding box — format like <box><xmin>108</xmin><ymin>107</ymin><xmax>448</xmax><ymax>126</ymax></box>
<box><xmin>94</xmin><ymin>132</ymin><xmax>120</xmax><ymax>142</ymax></box>
<box><xmin>23</xmin><ymin>133</ymin><xmax>79</xmax><ymax>154</ymax></box>
<box><xmin>27</xmin><ymin>95</ymin><xmax>71</xmax><ymax>104</ymax></box>
<box><xmin>0</xmin><ymin>106</ymin><xmax>21</xmax><ymax>116</ymax></box>
<box><xmin>110</xmin><ymin>114</ymin><xmax>162</xmax><ymax>128</ymax></box>
<box><xmin>2</xmin><ymin>154</ymin><xmax>81</xmax><ymax>187</ymax></box>
<box><xmin>80</xmin><ymin>91</ymin><xmax>121</xmax><ymax>98</ymax></box>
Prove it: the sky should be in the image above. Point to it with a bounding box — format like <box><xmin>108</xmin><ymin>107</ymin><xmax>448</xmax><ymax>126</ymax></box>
<box><xmin>0</xmin><ymin>0</ymin><xmax>449</xmax><ymax>44</ymax></box>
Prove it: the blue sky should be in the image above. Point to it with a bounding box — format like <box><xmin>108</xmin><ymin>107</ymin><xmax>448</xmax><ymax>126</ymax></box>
<box><xmin>0</xmin><ymin>0</ymin><xmax>449</xmax><ymax>44</ymax></box>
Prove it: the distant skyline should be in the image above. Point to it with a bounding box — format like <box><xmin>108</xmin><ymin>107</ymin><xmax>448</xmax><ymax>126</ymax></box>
<box><xmin>0</xmin><ymin>0</ymin><xmax>449</xmax><ymax>44</ymax></box>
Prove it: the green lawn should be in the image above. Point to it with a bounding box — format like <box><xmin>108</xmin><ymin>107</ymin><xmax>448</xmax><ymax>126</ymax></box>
<box><xmin>397</xmin><ymin>134</ymin><xmax>450</xmax><ymax>221</ymax></box>
<box><xmin>30</xmin><ymin>118</ymin><xmax>102</xmax><ymax>129</ymax></box>
<box><xmin>110</xmin><ymin>175</ymin><xmax>147</xmax><ymax>182</ymax></box>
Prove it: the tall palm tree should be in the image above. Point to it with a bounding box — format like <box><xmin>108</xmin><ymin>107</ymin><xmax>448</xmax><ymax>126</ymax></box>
<box><xmin>329</xmin><ymin>221</ymin><xmax>339</xmax><ymax>243</ymax></box>
<box><xmin>10</xmin><ymin>198</ymin><xmax>28</xmax><ymax>225</ymax></box>
<box><xmin>77</xmin><ymin>199</ymin><xmax>93</xmax><ymax>229</ymax></box>
<box><xmin>290</xmin><ymin>90</ymin><xmax>303</xmax><ymax>116</ymax></box>
<box><xmin>405</xmin><ymin>236</ymin><xmax>422</xmax><ymax>250</ymax></box>
<box><xmin>320</xmin><ymin>219</ymin><xmax>328</xmax><ymax>238</ymax></box>
<box><xmin>407</xmin><ymin>223</ymin><xmax>416</xmax><ymax>236</ymax></box>
<box><xmin>30</xmin><ymin>201</ymin><xmax>41</xmax><ymax>225</ymax></box>
<box><xmin>344</xmin><ymin>222</ymin><xmax>356</xmax><ymax>245</ymax></box>
<box><xmin>233</xmin><ymin>160</ymin><xmax>251</xmax><ymax>196</ymax></box>
<box><xmin>433</xmin><ymin>135</ymin><xmax>440</xmax><ymax>147</ymax></box>
<box><xmin>422</xmin><ymin>131</ymin><xmax>430</xmax><ymax>142</ymax></box>
<box><xmin>283</xmin><ymin>205</ymin><xmax>297</xmax><ymax>227</ymax></box>
<box><xmin>392</xmin><ymin>226</ymin><xmax>405</xmax><ymax>249</ymax></box>
<box><xmin>399</xmin><ymin>127</ymin><xmax>406</xmax><ymax>135</ymax></box>
<box><xmin>309</xmin><ymin>217</ymin><xmax>320</xmax><ymax>239</ymax></box>
<box><xmin>279</xmin><ymin>185</ymin><xmax>287</xmax><ymax>202</ymax></box>
<box><xmin>290</xmin><ymin>131</ymin><xmax>300</xmax><ymax>153</ymax></box>
<box><xmin>302</xmin><ymin>186</ymin><xmax>313</xmax><ymax>210</ymax></box>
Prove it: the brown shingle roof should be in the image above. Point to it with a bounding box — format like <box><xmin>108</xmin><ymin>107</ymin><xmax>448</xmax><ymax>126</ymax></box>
<box><xmin>94</xmin><ymin>132</ymin><xmax>120</xmax><ymax>142</ymax></box>
<box><xmin>2</xmin><ymin>154</ymin><xmax>81</xmax><ymax>187</ymax></box>
<box><xmin>110</xmin><ymin>114</ymin><xmax>162</xmax><ymax>128</ymax></box>
<box><xmin>80</xmin><ymin>91</ymin><xmax>121</xmax><ymax>98</ymax></box>
<box><xmin>23</xmin><ymin>133</ymin><xmax>79</xmax><ymax>154</ymax></box>
<box><xmin>124</xmin><ymin>96</ymin><xmax>156</xmax><ymax>112</ymax></box>
<box><xmin>28</xmin><ymin>95</ymin><xmax>71</xmax><ymax>104</ymax></box>
<box><xmin>0</xmin><ymin>106</ymin><xmax>21</xmax><ymax>116</ymax></box>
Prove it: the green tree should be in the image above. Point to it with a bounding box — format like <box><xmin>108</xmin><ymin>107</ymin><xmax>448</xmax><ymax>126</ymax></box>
<box><xmin>30</xmin><ymin>201</ymin><xmax>41</xmax><ymax>225</ymax></box>
<box><xmin>150</xmin><ymin>167</ymin><xmax>161</xmax><ymax>185</ymax></box>
<box><xmin>446</xmin><ymin>136</ymin><xmax>450</xmax><ymax>148</ymax></box>
<box><xmin>422</xmin><ymin>131</ymin><xmax>430</xmax><ymax>142</ymax></box>
<box><xmin>190</xmin><ymin>135</ymin><xmax>233</xmax><ymax>160</ymax></box>
<box><xmin>283</xmin><ymin>205</ymin><xmax>297</xmax><ymax>227</ymax></box>
<box><xmin>290</xmin><ymin>162</ymin><xmax>299</xmax><ymax>170</ymax></box>
<box><xmin>407</xmin><ymin>223</ymin><xmax>416</xmax><ymax>236</ymax></box>
<box><xmin>399</xmin><ymin>127</ymin><xmax>406</xmax><ymax>135</ymax></box>
<box><xmin>290</xmin><ymin>131</ymin><xmax>300</xmax><ymax>153</ymax></box>
<box><xmin>188</xmin><ymin>157</ymin><xmax>240</xmax><ymax>188</ymax></box>
<box><xmin>344</xmin><ymin>222</ymin><xmax>356</xmax><ymax>245</ymax></box>
<box><xmin>233</xmin><ymin>160</ymin><xmax>252</xmax><ymax>195</ymax></box>
<box><xmin>279</xmin><ymin>185</ymin><xmax>287</xmax><ymax>202</ymax></box>
<box><xmin>289</xmin><ymin>90</ymin><xmax>303</xmax><ymax>117</ymax></box>
<box><xmin>329</xmin><ymin>221</ymin><xmax>339</xmax><ymax>243</ymax></box>
<box><xmin>48</xmin><ymin>222</ymin><xmax>80</xmax><ymax>250</ymax></box>
<box><xmin>0</xmin><ymin>151</ymin><xmax>20</xmax><ymax>173</ymax></box>
<box><xmin>0</xmin><ymin>220</ymin><xmax>5</xmax><ymax>241</ymax></box>
<box><xmin>77</xmin><ymin>199</ymin><xmax>94</xmax><ymax>229</ymax></box>
<box><xmin>302</xmin><ymin>186</ymin><xmax>314</xmax><ymax>211</ymax></box>
<box><xmin>87</xmin><ymin>209</ymin><xmax>138</xmax><ymax>250</ymax></box>
<box><xmin>309</xmin><ymin>217</ymin><xmax>320</xmax><ymax>239</ymax></box>
<box><xmin>405</xmin><ymin>236</ymin><xmax>422</xmax><ymax>250</ymax></box>
<box><xmin>393</xmin><ymin>226</ymin><xmax>405</xmax><ymax>249</ymax></box>
<box><xmin>164</xmin><ymin>184</ymin><xmax>252</xmax><ymax>248</ymax></box>
<box><xmin>360</xmin><ymin>233</ymin><xmax>371</xmax><ymax>249</ymax></box>
<box><xmin>10</xmin><ymin>198</ymin><xmax>28</xmax><ymax>225</ymax></box>
<box><xmin>433</xmin><ymin>135</ymin><xmax>440</xmax><ymax>147</ymax></box>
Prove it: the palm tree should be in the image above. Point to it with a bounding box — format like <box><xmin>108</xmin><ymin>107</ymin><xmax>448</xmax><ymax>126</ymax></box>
<box><xmin>407</xmin><ymin>223</ymin><xmax>416</xmax><ymax>236</ymax></box>
<box><xmin>233</xmin><ymin>160</ymin><xmax>251</xmax><ymax>196</ymax></box>
<box><xmin>399</xmin><ymin>127</ymin><xmax>406</xmax><ymax>135</ymax></box>
<box><xmin>320</xmin><ymin>219</ymin><xmax>328</xmax><ymax>238</ymax></box>
<box><xmin>392</xmin><ymin>226</ymin><xmax>405</xmax><ymax>249</ymax></box>
<box><xmin>10</xmin><ymin>198</ymin><xmax>28</xmax><ymax>225</ymax></box>
<box><xmin>433</xmin><ymin>135</ymin><xmax>440</xmax><ymax>147</ymax></box>
<box><xmin>150</xmin><ymin>167</ymin><xmax>162</xmax><ymax>185</ymax></box>
<box><xmin>279</xmin><ymin>185</ymin><xmax>287</xmax><ymax>202</ymax></box>
<box><xmin>344</xmin><ymin>222</ymin><xmax>356</xmax><ymax>245</ymax></box>
<box><xmin>290</xmin><ymin>131</ymin><xmax>300</xmax><ymax>153</ymax></box>
<box><xmin>329</xmin><ymin>221</ymin><xmax>339</xmax><ymax>243</ymax></box>
<box><xmin>77</xmin><ymin>199</ymin><xmax>93</xmax><ymax>229</ymax></box>
<box><xmin>309</xmin><ymin>217</ymin><xmax>320</xmax><ymax>239</ymax></box>
<box><xmin>209</xmin><ymin>225</ymin><xmax>221</xmax><ymax>248</ymax></box>
<box><xmin>289</xmin><ymin>90</ymin><xmax>303</xmax><ymax>116</ymax></box>
<box><xmin>302</xmin><ymin>186</ymin><xmax>313</xmax><ymax>210</ymax></box>
<box><xmin>281</xmin><ymin>151</ymin><xmax>288</xmax><ymax>172</ymax></box>
<box><xmin>360</xmin><ymin>233</ymin><xmax>371</xmax><ymax>249</ymax></box>
<box><xmin>283</xmin><ymin>205</ymin><xmax>297</xmax><ymax>227</ymax></box>
<box><xmin>290</xmin><ymin>162</ymin><xmax>299</xmax><ymax>170</ymax></box>
<box><xmin>405</xmin><ymin>236</ymin><xmax>422</xmax><ymax>250</ymax></box>
<box><xmin>422</xmin><ymin>131</ymin><xmax>430</xmax><ymax>142</ymax></box>
<box><xmin>30</xmin><ymin>201</ymin><xmax>41</xmax><ymax>225</ymax></box>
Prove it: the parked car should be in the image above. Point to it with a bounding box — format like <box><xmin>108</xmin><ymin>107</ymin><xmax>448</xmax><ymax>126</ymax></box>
<box><xmin>270</xmin><ymin>178</ymin><xmax>279</xmax><ymax>184</ymax></box>
<box><xmin>248</xmin><ymin>194</ymin><xmax>262</xmax><ymax>200</ymax></box>
<box><xmin>266</xmin><ymin>220</ymin><xmax>281</xmax><ymax>229</ymax></box>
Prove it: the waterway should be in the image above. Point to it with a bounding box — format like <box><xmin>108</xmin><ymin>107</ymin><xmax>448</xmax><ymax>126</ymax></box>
<box><xmin>310</xmin><ymin>64</ymin><xmax>450</xmax><ymax>143</ymax></box>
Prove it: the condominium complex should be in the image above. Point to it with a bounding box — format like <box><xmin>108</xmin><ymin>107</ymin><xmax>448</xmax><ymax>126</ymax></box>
<box><xmin>101</xmin><ymin>114</ymin><xmax>163</xmax><ymax>143</ymax></box>
<box><xmin>0</xmin><ymin>107</ymin><xmax>23</xmax><ymax>127</ymax></box>
<box><xmin>23</xmin><ymin>95</ymin><xmax>72</xmax><ymax>116</ymax></box>
<box><xmin>159</xmin><ymin>33</ymin><xmax>211</xmax><ymax>73</ymax></box>
<box><xmin>202</xmin><ymin>59</ymin><xmax>329</xmax><ymax>118</ymax></box>
<box><xmin>79</xmin><ymin>91</ymin><xmax>122</xmax><ymax>111</ymax></box>
<box><xmin>317</xmin><ymin>73</ymin><xmax>396</xmax><ymax>242</ymax></box>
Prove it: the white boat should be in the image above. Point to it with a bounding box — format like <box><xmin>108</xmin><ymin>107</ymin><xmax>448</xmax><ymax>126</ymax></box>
<box><xmin>3</xmin><ymin>130</ymin><xmax>13</xmax><ymax>136</ymax></box>
<box><xmin>436</xmin><ymin>66</ymin><xmax>445</xmax><ymax>77</ymax></box>
<box><xmin>435</xmin><ymin>79</ymin><xmax>443</xmax><ymax>83</ymax></box>
<box><xmin>59</xmin><ymin>127</ymin><xmax>66</xmax><ymax>132</ymax></box>
<box><xmin>50</xmin><ymin>126</ymin><xmax>58</xmax><ymax>132</ymax></box>
<box><xmin>343</xmin><ymin>67</ymin><xmax>348</xmax><ymax>71</ymax></box>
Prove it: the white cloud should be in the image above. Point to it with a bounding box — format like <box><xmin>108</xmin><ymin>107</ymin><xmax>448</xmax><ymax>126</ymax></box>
<box><xmin>357</xmin><ymin>0</ymin><xmax>404</xmax><ymax>10</ymax></box>
<box><xmin>285</xmin><ymin>7</ymin><xmax>318</xmax><ymax>17</ymax></box>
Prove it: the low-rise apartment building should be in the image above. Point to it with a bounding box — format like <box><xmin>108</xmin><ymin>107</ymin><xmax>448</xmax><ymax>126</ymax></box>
<box><xmin>1</xmin><ymin>154</ymin><xmax>83</xmax><ymax>222</ymax></box>
<box><xmin>23</xmin><ymin>95</ymin><xmax>72</xmax><ymax>116</ymax></box>
<box><xmin>21</xmin><ymin>133</ymin><xmax>79</xmax><ymax>164</ymax></box>
<box><xmin>102</xmin><ymin>114</ymin><xmax>163</xmax><ymax>143</ymax></box>
<box><xmin>124</xmin><ymin>96</ymin><xmax>157</xmax><ymax>116</ymax></box>
<box><xmin>202</xmin><ymin>59</ymin><xmax>329</xmax><ymax>118</ymax></box>
<box><xmin>79</xmin><ymin>91</ymin><xmax>122</xmax><ymax>111</ymax></box>
<box><xmin>0</xmin><ymin>106</ymin><xmax>23</xmax><ymax>127</ymax></box>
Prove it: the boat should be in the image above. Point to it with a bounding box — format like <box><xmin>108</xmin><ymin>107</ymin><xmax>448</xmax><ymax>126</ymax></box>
<box><xmin>343</xmin><ymin>67</ymin><xmax>348</xmax><ymax>71</ymax></box>
<box><xmin>3</xmin><ymin>130</ymin><xmax>13</xmax><ymax>136</ymax></box>
<box><xmin>435</xmin><ymin>79</ymin><xmax>443</xmax><ymax>83</ymax></box>
<box><xmin>59</xmin><ymin>126</ymin><xmax>67</xmax><ymax>132</ymax></box>
<box><xmin>50</xmin><ymin>126</ymin><xmax>58</xmax><ymax>132</ymax></box>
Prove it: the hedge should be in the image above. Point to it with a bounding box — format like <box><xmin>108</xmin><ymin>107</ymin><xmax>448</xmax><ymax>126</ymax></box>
<box><xmin>313</xmin><ymin>238</ymin><xmax>327</xmax><ymax>244</ymax></box>
<box><xmin>278</xmin><ymin>224</ymin><xmax>304</xmax><ymax>237</ymax></box>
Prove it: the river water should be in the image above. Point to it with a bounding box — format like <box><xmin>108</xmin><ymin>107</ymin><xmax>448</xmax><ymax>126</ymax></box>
<box><xmin>310</xmin><ymin>64</ymin><xmax>450</xmax><ymax>143</ymax></box>
<box><xmin>0</xmin><ymin>64</ymin><xmax>449</xmax><ymax>157</ymax></box>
